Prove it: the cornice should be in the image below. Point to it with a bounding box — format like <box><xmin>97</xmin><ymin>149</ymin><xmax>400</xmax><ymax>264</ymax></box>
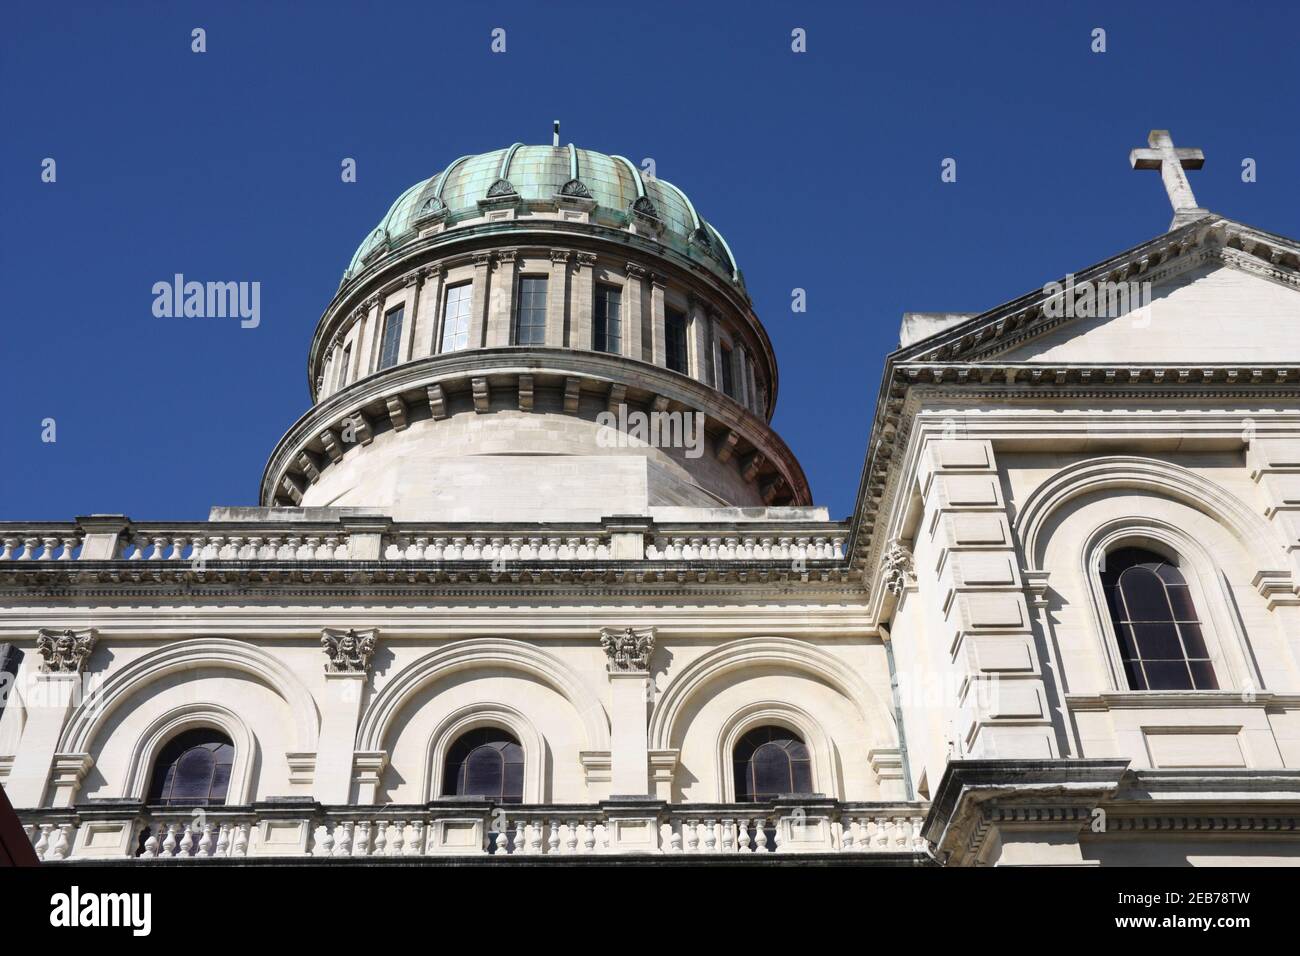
<box><xmin>261</xmin><ymin>347</ymin><xmax>811</xmax><ymax>511</ymax></box>
<box><xmin>0</xmin><ymin>559</ymin><xmax>861</xmax><ymax>600</ymax></box>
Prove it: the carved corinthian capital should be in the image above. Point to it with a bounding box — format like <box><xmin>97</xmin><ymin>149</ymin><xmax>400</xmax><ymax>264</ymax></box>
<box><xmin>880</xmin><ymin>541</ymin><xmax>915</xmax><ymax>595</ymax></box>
<box><xmin>321</xmin><ymin>627</ymin><xmax>378</xmax><ymax>674</ymax></box>
<box><xmin>36</xmin><ymin>628</ymin><xmax>95</xmax><ymax>673</ymax></box>
<box><xmin>599</xmin><ymin>626</ymin><xmax>655</xmax><ymax>672</ymax></box>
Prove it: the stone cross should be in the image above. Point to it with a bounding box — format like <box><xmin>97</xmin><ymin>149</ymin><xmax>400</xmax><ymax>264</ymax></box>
<box><xmin>1129</xmin><ymin>129</ymin><xmax>1208</xmax><ymax>230</ymax></box>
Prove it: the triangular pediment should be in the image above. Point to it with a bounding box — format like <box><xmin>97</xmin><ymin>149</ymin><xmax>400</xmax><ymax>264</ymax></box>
<box><xmin>899</xmin><ymin>217</ymin><xmax>1300</xmax><ymax>366</ymax></box>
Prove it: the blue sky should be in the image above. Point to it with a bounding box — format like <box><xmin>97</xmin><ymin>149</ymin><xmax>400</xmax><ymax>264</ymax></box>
<box><xmin>3</xmin><ymin>0</ymin><xmax>1297</xmax><ymax>521</ymax></box>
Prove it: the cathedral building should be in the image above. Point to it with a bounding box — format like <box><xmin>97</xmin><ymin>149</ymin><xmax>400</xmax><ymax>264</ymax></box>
<box><xmin>3</xmin><ymin>131</ymin><xmax>1300</xmax><ymax>865</ymax></box>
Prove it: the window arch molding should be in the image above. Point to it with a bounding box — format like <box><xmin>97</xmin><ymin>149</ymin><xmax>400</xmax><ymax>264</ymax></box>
<box><xmin>124</xmin><ymin>703</ymin><xmax>255</xmax><ymax>805</ymax></box>
<box><xmin>716</xmin><ymin>702</ymin><xmax>837</xmax><ymax>803</ymax></box>
<box><xmin>59</xmin><ymin>638</ymin><xmax>319</xmax><ymax>758</ymax></box>
<box><xmin>1018</xmin><ymin>455</ymin><xmax>1279</xmax><ymax>572</ymax></box>
<box><xmin>649</xmin><ymin>637</ymin><xmax>896</xmax><ymax>755</ymax></box>
<box><xmin>1082</xmin><ymin>518</ymin><xmax>1261</xmax><ymax>694</ymax></box>
<box><xmin>424</xmin><ymin>703</ymin><xmax>545</xmax><ymax>804</ymax></box>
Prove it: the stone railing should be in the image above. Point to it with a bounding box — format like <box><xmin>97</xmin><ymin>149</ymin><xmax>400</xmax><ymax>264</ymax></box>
<box><xmin>0</xmin><ymin>519</ymin><xmax>851</xmax><ymax>566</ymax></box>
<box><xmin>0</xmin><ymin>523</ymin><xmax>354</xmax><ymax>563</ymax></box>
<box><xmin>380</xmin><ymin>533</ymin><xmax>612</xmax><ymax>562</ymax></box>
<box><xmin>22</xmin><ymin>800</ymin><xmax>929</xmax><ymax>861</ymax></box>
<box><xmin>645</xmin><ymin>533</ymin><xmax>844</xmax><ymax>561</ymax></box>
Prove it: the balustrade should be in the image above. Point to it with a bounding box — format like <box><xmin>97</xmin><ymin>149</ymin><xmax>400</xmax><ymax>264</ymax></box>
<box><xmin>22</xmin><ymin>802</ymin><xmax>927</xmax><ymax>861</ymax></box>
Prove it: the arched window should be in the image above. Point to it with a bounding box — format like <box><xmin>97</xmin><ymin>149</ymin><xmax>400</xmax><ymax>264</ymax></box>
<box><xmin>146</xmin><ymin>728</ymin><xmax>235</xmax><ymax>806</ymax></box>
<box><xmin>1100</xmin><ymin>546</ymin><xmax>1217</xmax><ymax>691</ymax></box>
<box><xmin>733</xmin><ymin>726</ymin><xmax>813</xmax><ymax>802</ymax></box>
<box><xmin>442</xmin><ymin>728</ymin><xmax>524</xmax><ymax>803</ymax></box>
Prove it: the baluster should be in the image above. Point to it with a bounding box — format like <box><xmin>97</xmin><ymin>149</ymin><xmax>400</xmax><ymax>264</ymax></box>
<box><xmin>141</xmin><ymin>826</ymin><xmax>159</xmax><ymax>858</ymax></box>
<box><xmin>510</xmin><ymin>820</ymin><xmax>527</xmax><ymax>856</ymax></box>
<box><xmin>581</xmin><ymin>820</ymin><xmax>596</xmax><ymax>854</ymax></box>
<box><xmin>841</xmin><ymin>817</ymin><xmax>857</xmax><ymax>851</ymax></box>
<box><xmin>161</xmin><ymin>823</ymin><xmax>179</xmax><ymax>857</ymax></box>
<box><xmin>564</xmin><ymin>820</ymin><xmax>579</xmax><ymax>854</ymax></box>
<box><xmin>528</xmin><ymin>819</ymin><xmax>543</xmax><ymax>854</ymax></box>
<box><xmin>354</xmin><ymin>821</ymin><xmax>371</xmax><ymax>857</ymax></box>
<box><xmin>316</xmin><ymin>824</ymin><xmax>334</xmax><ymax>857</ymax></box>
<box><xmin>684</xmin><ymin>819</ymin><xmax>699</xmax><ymax>852</ymax></box>
<box><xmin>737</xmin><ymin>819</ymin><xmax>753</xmax><ymax>852</ymax></box>
<box><xmin>233</xmin><ymin>823</ymin><xmax>250</xmax><ymax>857</ymax></box>
<box><xmin>372</xmin><ymin>820</ymin><xmax>388</xmax><ymax>856</ymax></box>
<box><xmin>720</xmin><ymin>818</ymin><xmax>736</xmax><ymax>852</ymax></box>
<box><xmin>872</xmin><ymin>817</ymin><xmax>889</xmax><ymax>849</ymax></box>
<box><xmin>34</xmin><ymin>824</ymin><xmax>51</xmax><ymax>860</ymax></box>
<box><xmin>546</xmin><ymin>819</ymin><xmax>561</xmax><ymax>855</ymax></box>
<box><xmin>407</xmin><ymin>820</ymin><xmax>424</xmax><ymax>856</ymax></box>
<box><xmin>178</xmin><ymin>825</ymin><xmax>195</xmax><ymax>857</ymax></box>
<box><xmin>48</xmin><ymin>823</ymin><xmax>73</xmax><ymax>860</ymax></box>
<box><xmin>701</xmin><ymin>819</ymin><xmax>717</xmax><ymax>852</ymax></box>
<box><xmin>333</xmin><ymin>821</ymin><xmax>353</xmax><ymax>856</ymax></box>
<box><xmin>197</xmin><ymin>823</ymin><xmax>214</xmax><ymax>856</ymax></box>
<box><xmin>754</xmin><ymin>820</ymin><xmax>768</xmax><ymax>853</ymax></box>
<box><xmin>388</xmin><ymin>820</ymin><xmax>405</xmax><ymax>856</ymax></box>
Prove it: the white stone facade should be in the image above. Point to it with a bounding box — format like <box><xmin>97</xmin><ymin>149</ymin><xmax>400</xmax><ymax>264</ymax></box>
<box><xmin>4</xmin><ymin>141</ymin><xmax>1300</xmax><ymax>865</ymax></box>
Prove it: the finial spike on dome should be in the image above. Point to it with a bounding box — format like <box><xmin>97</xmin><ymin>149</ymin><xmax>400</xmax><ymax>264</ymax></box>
<box><xmin>553</xmin><ymin>120</ymin><xmax>560</xmax><ymax>147</ymax></box>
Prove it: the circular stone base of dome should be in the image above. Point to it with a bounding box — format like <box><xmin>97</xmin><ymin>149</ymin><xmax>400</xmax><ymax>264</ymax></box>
<box><xmin>298</xmin><ymin>409</ymin><xmax>761</xmax><ymax>522</ymax></box>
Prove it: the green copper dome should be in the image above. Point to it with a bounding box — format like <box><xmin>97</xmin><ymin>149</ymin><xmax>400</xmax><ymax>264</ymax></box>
<box><xmin>343</xmin><ymin>144</ymin><xmax>742</xmax><ymax>288</ymax></box>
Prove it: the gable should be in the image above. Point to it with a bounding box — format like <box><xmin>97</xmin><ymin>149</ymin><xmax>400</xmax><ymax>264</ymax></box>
<box><xmin>993</xmin><ymin>261</ymin><xmax>1300</xmax><ymax>364</ymax></box>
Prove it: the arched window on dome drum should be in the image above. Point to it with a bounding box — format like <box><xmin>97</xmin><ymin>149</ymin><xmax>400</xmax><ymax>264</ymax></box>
<box><xmin>1100</xmin><ymin>546</ymin><xmax>1217</xmax><ymax>691</ymax></box>
<box><xmin>335</xmin><ymin>343</ymin><xmax>352</xmax><ymax>391</ymax></box>
<box><xmin>514</xmin><ymin>276</ymin><xmax>548</xmax><ymax>346</ymax></box>
<box><xmin>378</xmin><ymin>305</ymin><xmax>405</xmax><ymax>370</ymax></box>
<box><xmin>441</xmin><ymin>283</ymin><xmax>472</xmax><ymax>353</ymax></box>
<box><xmin>733</xmin><ymin>726</ymin><xmax>813</xmax><ymax>802</ymax></box>
<box><xmin>665</xmin><ymin>307</ymin><xmax>688</xmax><ymax>374</ymax></box>
<box><xmin>442</xmin><ymin>728</ymin><xmax>524</xmax><ymax>803</ymax></box>
<box><xmin>593</xmin><ymin>284</ymin><xmax>622</xmax><ymax>354</ymax></box>
<box><xmin>146</xmin><ymin>729</ymin><xmax>235</xmax><ymax>806</ymax></box>
<box><xmin>719</xmin><ymin>341</ymin><xmax>736</xmax><ymax>399</ymax></box>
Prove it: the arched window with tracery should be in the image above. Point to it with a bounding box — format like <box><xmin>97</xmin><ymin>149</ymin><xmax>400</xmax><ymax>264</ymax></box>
<box><xmin>146</xmin><ymin>728</ymin><xmax>235</xmax><ymax>805</ymax></box>
<box><xmin>733</xmin><ymin>726</ymin><xmax>813</xmax><ymax>802</ymax></box>
<box><xmin>1100</xmin><ymin>546</ymin><xmax>1217</xmax><ymax>691</ymax></box>
<box><xmin>442</xmin><ymin>728</ymin><xmax>524</xmax><ymax>803</ymax></box>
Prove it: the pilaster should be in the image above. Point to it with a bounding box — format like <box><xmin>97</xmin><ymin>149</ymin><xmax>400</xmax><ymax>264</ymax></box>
<box><xmin>546</xmin><ymin>250</ymin><xmax>571</xmax><ymax>347</ymax></box>
<box><xmin>467</xmin><ymin>252</ymin><xmax>493</xmax><ymax>349</ymax></box>
<box><xmin>623</xmin><ymin>263</ymin><xmax>646</xmax><ymax>360</ymax></box>
<box><xmin>487</xmin><ymin>250</ymin><xmax>517</xmax><ymax>348</ymax></box>
<box><xmin>7</xmin><ymin>671</ymin><xmax>83</xmax><ymax>807</ymax></box>
<box><xmin>572</xmin><ymin>253</ymin><xmax>597</xmax><ymax>349</ymax></box>
<box><xmin>919</xmin><ymin>439</ymin><xmax>1058</xmax><ymax>760</ymax></box>
<box><xmin>599</xmin><ymin>627</ymin><xmax>656</xmax><ymax>796</ymax></box>
<box><xmin>1247</xmin><ymin>437</ymin><xmax>1300</xmax><ymax>581</ymax></box>
<box><xmin>648</xmin><ymin>273</ymin><xmax>667</xmax><ymax>365</ymax></box>
<box><xmin>315</xmin><ymin>628</ymin><xmax>379</xmax><ymax>805</ymax></box>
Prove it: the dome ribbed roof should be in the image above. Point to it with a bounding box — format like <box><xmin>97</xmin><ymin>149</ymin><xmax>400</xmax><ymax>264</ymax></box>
<box><xmin>343</xmin><ymin>144</ymin><xmax>741</xmax><ymax>287</ymax></box>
